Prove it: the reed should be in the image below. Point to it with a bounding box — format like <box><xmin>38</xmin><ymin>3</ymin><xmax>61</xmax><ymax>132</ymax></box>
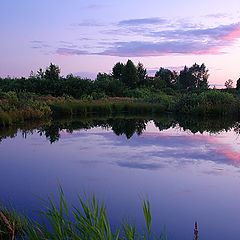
<box><xmin>0</xmin><ymin>206</ymin><xmax>25</xmax><ymax>240</ymax></box>
<box><xmin>49</xmin><ymin>99</ymin><xmax>166</xmax><ymax>118</ymax></box>
<box><xmin>175</xmin><ymin>90</ymin><xmax>240</xmax><ymax>116</ymax></box>
<box><xmin>0</xmin><ymin>92</ymin><xmax>51</xmax><ymax>127</ymax></box>
<box><xmin>0</xmin><ymin>189</ymin><xmax>168</xmax><ymax>240</ymax></box>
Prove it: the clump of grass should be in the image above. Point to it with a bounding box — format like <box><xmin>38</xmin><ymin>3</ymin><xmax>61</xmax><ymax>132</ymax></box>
<box><xmin>143</xmin><ymin>200</ymin><xmax>152</xmax><ymax>238</ymax></box>
<box><xmin>0</xmin><ymin>206</ymin><xmax>25</xmax><ymax>239</ymax></box>
<box><xmin>0</xmin><ymin>189</ymin><xmax>169</xmax><ymax>240</ymax></box>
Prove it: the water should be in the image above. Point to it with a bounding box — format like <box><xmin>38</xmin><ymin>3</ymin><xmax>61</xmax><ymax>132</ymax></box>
<box><xmin>1</xmin><ymin>115</ymin><xmax>240</xmax><ymax>239</ymax></box>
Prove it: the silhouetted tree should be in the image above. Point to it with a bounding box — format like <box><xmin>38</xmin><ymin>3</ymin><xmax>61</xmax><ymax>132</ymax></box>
<box><xmin>190</xmin><ymin>63</ymin><xmax>209</xmax><ymax>89</ymax></box>
<box><xmin>45</xmin><ymin>63</ymin><xmax>60</xmax><ymax>81</ymax></box>
<box><xmin>178</xmin><ymin>63</ymin><xmax>209</xmax><ymax>90</ymax></box>
<box><xmin>155</xmin><ymin>68</ymin><xmax>176</xmax><ymax>88</ymax></box>
<box><xmin>95</xmin><ymin>72</ymin><xmax>125</xmax><ymax>97</ymax></box>
<box><xmin>96</xmin><ymin>72</ymin><xmax>111</xmax><ymax>81</ymax></box>
<box><xmin>122</xmin><ymin>60</ymin><xmax>139</xmax><ymax>88</ymax></box>
<box><xmin>137</xmin><ymin>62</ymin><xmax>147</xmax><ymax>85</ymax></box>
<box><xmin>236</xmin><ymin>78</ymin><xmax>240</xmax><ymax>90</ymax></box>
<box><xmin>37</xmin><ymin>68</ymin><xmax>45</xmax><ymax>79</ymax></box>
<box><xmin>112</xmin><ymin>62</ymin><xmax>125</xmax><ymax>81</ymax></box>
<box><xmin>178</xmin><ymin>66</ymin><xmax>194</xmax><ymax>90</ymax></box>
<box><xmin>225</xmin><ymin>79</ymin><xmax>233</xmax><ymax>89</ymax></box>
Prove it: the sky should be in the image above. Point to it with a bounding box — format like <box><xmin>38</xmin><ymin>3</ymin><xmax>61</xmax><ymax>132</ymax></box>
<box><xmin>1</xmin><ymin>0</ymin><xmax>240</xmax><ymax>86</ymax></box>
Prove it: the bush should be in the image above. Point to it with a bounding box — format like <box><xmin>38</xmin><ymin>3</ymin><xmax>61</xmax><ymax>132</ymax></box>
<box><xmin>0</xmin><ymin>92</ymin><xmax>52</xmax><ymax>127</ymax></box>
<box><xmin>175</xmin><ymin>90</ymin><xmax>240</xmax><ymax>116</ymax></box>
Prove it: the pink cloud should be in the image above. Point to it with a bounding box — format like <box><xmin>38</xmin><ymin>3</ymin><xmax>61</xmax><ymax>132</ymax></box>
<box><xmin>222</xmin><ymin>23</ymin><xmax>240</xmax><ymax>42</ymax></box>
<box><xmin>218</xmin><ymin>149</ymin><xmax>240</xmax><ymax>162</ymax></box>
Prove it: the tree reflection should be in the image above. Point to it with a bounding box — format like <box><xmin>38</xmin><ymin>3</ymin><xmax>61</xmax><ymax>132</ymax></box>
<box><xmin>0</xmin><ymin>114</ymin><xmax>240</xmax><ymax>143</ymax></box>
<box><xmin>110</xmin><ymin>119</ymin><xmax>147</xmax><ymax>139</ymax></box>
<box><xmin>176</xmin><ymin>115</ymin><xmax>236</xmax><ymax>134</ymax></box>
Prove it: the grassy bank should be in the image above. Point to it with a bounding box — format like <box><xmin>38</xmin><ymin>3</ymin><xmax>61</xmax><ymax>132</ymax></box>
<box><xmin>175</xmin><ymin>91</ymin><xmax>240</xmax><ymax>116</ymax></box>
<box><xmin>0</xmin><ymin>92</ymin><xmax>51</xmax><ymax>127</ymax></box>
<box><xmin>0</xmin><ymin>190</ymin><xmax>170</xmax><ymax>240</ymax></box>
<box><xmin>49</xmin><ymin>98</ymin><xmax>167</xmax><ymax>117</ymax></box>
<box><xmin>0</xmin><ymin>90</ymin><xmax>240</xmax><ymax>127</ymax></box>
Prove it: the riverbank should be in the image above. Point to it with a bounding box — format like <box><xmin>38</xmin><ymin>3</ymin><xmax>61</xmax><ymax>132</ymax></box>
<box><xmin>0</xmin><ymin>90</ymin><xmax>239</xmax><ymax>127</ymax></box>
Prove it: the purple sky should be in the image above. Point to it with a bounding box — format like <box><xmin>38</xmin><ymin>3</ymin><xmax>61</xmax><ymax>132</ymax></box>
<box><xmin>1</xmin><ymin>0</ymin><xmax>240</xmax><ymax>86</ymax></box>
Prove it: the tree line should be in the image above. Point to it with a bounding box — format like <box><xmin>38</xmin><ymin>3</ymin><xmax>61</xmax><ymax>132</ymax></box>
<box><xmin>0</xmin><ymin>60</ymin><xmax>239</xmax><ymax>99</ymax></box>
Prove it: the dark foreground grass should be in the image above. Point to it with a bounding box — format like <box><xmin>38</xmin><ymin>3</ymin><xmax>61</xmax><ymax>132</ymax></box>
<box><xmin>0</xmin><ymin>189</ymin><xmax>171</xmax><ymax>240</ymax></box>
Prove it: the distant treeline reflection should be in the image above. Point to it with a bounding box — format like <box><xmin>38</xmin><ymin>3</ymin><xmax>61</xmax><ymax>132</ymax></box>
<box><xmin>0</xmin><ymin>114</ymin><xmax>240</xmax><ymax>143</ymax></box>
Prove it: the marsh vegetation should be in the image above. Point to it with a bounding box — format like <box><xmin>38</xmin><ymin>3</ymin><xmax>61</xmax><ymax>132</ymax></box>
<box><xmin>0</xmin><ymin>189</ymin><xmax>169</xmax><ymax>240</ymax></box>
<box><xmin>0</xmin><ymin>61</ymin><xmax>240</xmax><ymax>126</ymax></box>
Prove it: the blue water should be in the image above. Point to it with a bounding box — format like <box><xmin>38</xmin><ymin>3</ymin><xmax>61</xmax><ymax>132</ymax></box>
<box><xmin>1</xmin><ymin>120</ymin><xmax>240</xmax><ymax>239</ymax></box>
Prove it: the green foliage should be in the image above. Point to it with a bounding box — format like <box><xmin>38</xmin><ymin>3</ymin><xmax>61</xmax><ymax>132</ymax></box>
<box><xmin>0</xmin><ymin>189</ymin><xmax>168</xmax><ymax>240</ymax></box>
<box><xmin>155</xmin><ymin>68</ymin><xmax>177</xmax><ymax>88</ymax></box>
<box><xmin>95</xmin><ymin>73</ymin><xmax>126</xmax><ymax>97</ymax></box>
<box><xmin>50</xmin><ymin>99</ymin><xmax>166</xmax><ymax>119</ymax></box>
<box><xmin>175</xmin><ymin>90</ymin><xmax>239</xmax><ymax>116</ymax></box>
<box><xmin>152</xmin><ymin>77</ymin><xmax>167</xmax><ymax>90</ymax></box>
<box><xmin>0</xmin><ymin>62</ymin><xmax>239</xmax><ymax>121</ymax></box>
<box><xmin>178</xmin><ymin>63</ymin><xmax>209</xmax><ymax>90</ymax></box>
<box><xmin>122</xmin><ymin>60</ymin><xmax>139</xmax><ymax>88</ymax></box>
<box><xmin>44</xmin><ymin>63</ymin><xmax>60</xmax><ymax>81</ymax></box>
<box><xmin>112</xmin><ymin>62</ymin><xmax>125</xmax><ymax>81</ymax></box>
<box><xmin>0</xmin><ymin>205</ymin><xmax>25</xmax><ymax>239</ymax></box>
<box><xmin>137</xmin><ymin>63</ymin><xmax>147</xmax><ymax>85</ymax></box>
<box><xmin>0</xmin><ymin>92</ymin><xmax>51</xmax><ymax>127</ymax></box>
<box><xmin>0</xmin><ymin>61</ymin><xmax>210</xmax><ymax>99</ymax></box>
<box><xmin>142</xmin><ymin>200</ymin><xmax>152</xmax><ymax>236</ymax></box>
<box><xmin>128</xmin><ymin>88</ymin><xmax>176</xmax><ymax>111</ymax></box>
<box><xmin>123</xmin><ymin>223</ymin><xmax>136</xmax><ymax>240</ymax></box>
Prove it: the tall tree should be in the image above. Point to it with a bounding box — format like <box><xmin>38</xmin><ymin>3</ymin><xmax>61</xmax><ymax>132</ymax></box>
<box><xmin>45</xmin><ymin>63</ymin><xmax>60</xmax><ymax>81</ymax></box>
<box><xmin>137</xmin><ymin>62</ymin><xmax>147</xmax><ymax>85</ymax></box>
<box><xmin>178</xmin><ymin>66</ymin><xmax>195</xmax><ymax>90</ymax></box>
<box><xmin>178</xmin><ymin>63</ymin><xmax>209</xmax><ymax>90</ymax></box>
<box><xmin>122</xmin><ymin>60</ymin><xmax>139</xmax><ymax>88</ymax></box>
<box><xmin>155</xmin><ymin>68</ymin><xmax>176</xmax><ymax>88</ymax></box>
<box><xmin>190</xmin><ymin>63</ymin><xmax>209</xmax><ymax>89</ymax></box>
<box><xmin>112</xmin><ymin>62</ymin><xmax>125</xmax><ymax>81</ymax></box>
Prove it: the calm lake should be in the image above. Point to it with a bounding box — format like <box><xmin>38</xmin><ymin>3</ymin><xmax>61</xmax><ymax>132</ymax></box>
<box><xmin>1</xmin><ymin>115</ymin><xmax>240</xmax><ymax>239</ymax></box>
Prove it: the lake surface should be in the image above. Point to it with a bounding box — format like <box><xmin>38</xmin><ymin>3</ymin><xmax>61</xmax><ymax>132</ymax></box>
<box><xmin>1</xmin><ymin>115</ymin><xmax>240</xmax><ymax>239</ymax></box>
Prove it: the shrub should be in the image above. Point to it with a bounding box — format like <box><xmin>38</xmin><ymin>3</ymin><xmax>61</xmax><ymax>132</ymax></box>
<box><xmin>175</xmin><ymin>90</ymin><xmax>240</xmax><ymax>116</ymax></box>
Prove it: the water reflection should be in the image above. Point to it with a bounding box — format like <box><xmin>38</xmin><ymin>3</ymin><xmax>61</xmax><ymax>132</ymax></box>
<box><xmin>1</xmin><ymin>115</ymin><xmax>240</xmax><ymax>240</ymax></box>
<box><xmin>0</xmin><ymin>114</ymin><xmax>239</xmax><ymax>144</ymax></box>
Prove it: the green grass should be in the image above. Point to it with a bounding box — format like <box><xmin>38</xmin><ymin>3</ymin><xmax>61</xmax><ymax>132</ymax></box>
<box><xmin>1</xmin><ymin>89</ymin><xmax>240</xmax><ymax>127</ymax></box>
<box><xmin>0</xmin><ymin>189</ymin><xmax>169</xmax><ymax>240</ymax></box>
<box><xmin>175</xmin><ymin>90</ymin><xmax>240</xmax><ymax>116</ymax></box>
<box><xmin>49</xmin><ymin>98</ymin><xmax>166</xmax><ymax>117</ymax></box>
<box><xmin>0</xmin><ymin>91</ymin><xmax>51</xmax><ymax>127</ymax></box>
<box><xmin>0</xmin><ymin>204</ymin><xmax>25</xmax><ymax>240</ymax></box>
